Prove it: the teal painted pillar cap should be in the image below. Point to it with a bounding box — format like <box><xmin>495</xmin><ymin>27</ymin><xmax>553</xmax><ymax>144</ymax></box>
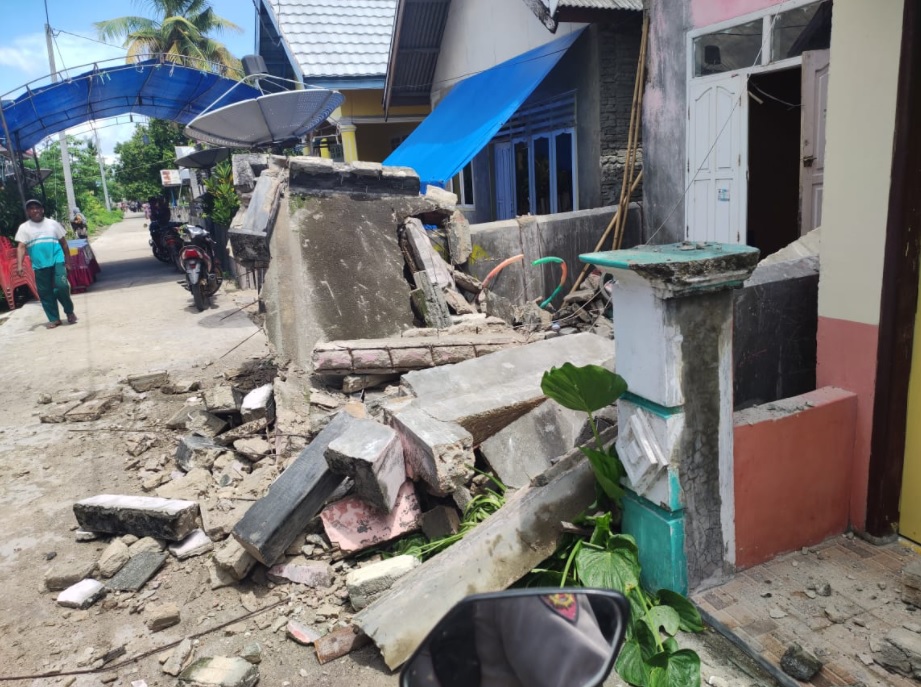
<box><xmin>580</xmin><ymin>242</ymin><xmax>759</xmax><ymax>297</ymax></box>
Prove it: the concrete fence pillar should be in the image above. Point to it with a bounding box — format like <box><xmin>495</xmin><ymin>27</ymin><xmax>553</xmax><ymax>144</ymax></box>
<box><xmin>581</xmin><ymin>243</ymin><xmax>759</xmax><ymax>593</ymax></box>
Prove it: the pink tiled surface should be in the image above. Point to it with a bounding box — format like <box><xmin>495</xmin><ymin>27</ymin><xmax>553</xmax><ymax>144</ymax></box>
<box><xmin>693</xmin><ymin>536</ymin><xmax>921</xmax><ymax>686</ymax></box>
<box><xmin>320</xmin><ymin>481</ymin><xmax>421</xmax><ymax>553</ymax></box>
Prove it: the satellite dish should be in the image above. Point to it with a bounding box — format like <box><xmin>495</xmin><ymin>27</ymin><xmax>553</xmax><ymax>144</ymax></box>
<box><xmin>175</xmin><ymin>147</ymin><xmax>231</xmax><ymax>169</ymax></box>
<box><xmin>184</xmin><ymin>89</ymin><xmax>344</xmax><ymax>149</ymax></box>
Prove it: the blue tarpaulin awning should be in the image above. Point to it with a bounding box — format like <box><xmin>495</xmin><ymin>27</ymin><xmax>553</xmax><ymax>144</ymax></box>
<box><xmin>383</xmin><ymin>29</ymin><xmax>584</xmax><ymax>187</ymax></box>
<box><xmin>0</xmin><ymin>59</ymin><xmax>261</xmax><ymax>153</ymax></box>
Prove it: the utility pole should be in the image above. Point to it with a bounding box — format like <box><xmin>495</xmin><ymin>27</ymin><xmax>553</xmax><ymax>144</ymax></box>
<box><xmin>94</xmin><ymin>129</ymin><xmax>111</xmax><ymax>210</ymax></box>
<box><xmin>44</xmin><ymin>2</ymin><xmax>76</xmax><ymax>219</ymax></box>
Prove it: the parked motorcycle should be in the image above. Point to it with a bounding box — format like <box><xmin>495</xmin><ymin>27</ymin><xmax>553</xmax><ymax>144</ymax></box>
<box><xmin>149</xmin><ymin>220</ymin><xmax>184</xmax><ymax>269</ymax></box>
<box><xmin>179</xmin><ymin>224</ymin><xmax>222</xmax><ymax>311</ymax></box>
<box><xmin>399</xmin><ymin>588</ymin><xmax>629</xmax><ymax>687</ymax></box>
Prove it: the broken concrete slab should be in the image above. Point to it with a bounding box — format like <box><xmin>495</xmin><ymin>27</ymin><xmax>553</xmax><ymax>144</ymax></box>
<box><xmin>403</xmin><ymin>218</ymin><xmax>455</xmax><ymax>290</ymax></box>
<box><xmin>312</xmin><ymin>333</ymin><xmax>524</xmax><ymax>376</ymax></box>
<box><xmin>44</xmin><ymin>559</ymin><xmax>96</xmax><ymax>591</ymax></box>
<box><xmin>902</xmin><ymin>558</ymin><xmax>921</xmax><ymax>607</ymax></box>
<box><xmin>98</xmin><ymin>540</ymin><xmax>130</xmax><ymax>578</ymax></box>
<box><xmin>229</xmin><ymin>165</ymin><xmax>284</xmax><ymax>265</ymax></box>
<box><xmin>169</xmin><ymin>529</ymin><xmax>214</xmax><ymax>560</ymax></box>
<box><xmin>321</xmin><ymin>481</ymin><xmax>421</xmax><ymax>553</ymax></box>
<box><xmin>57</xmin><ymin>579</ymin><xmax>106</xmax><ymax>609</ymax></box>
<box><xmin>232</xmin><ymin>437</ymin><xmax>272</xmax><ymax>462</ymax></box>
<box><xmin>267</xmin><ymin>560</ymin><xmax>331</xmax><ymax>588</ymax></box>
<box><xmin>479</xmin><ymin>399</ymin><xmax>599</xmax><ymax>488</ymax></box>
<box><xmin>186</xmin><ymin>410</ymin><xmax>229</xmax><ymax>438</ymax></box>
<box><xmin>442</xmin><ymin>287</ymin><xmax>476</xmax><ymax>315</ymax></box>
<box><xmin>341</xmin><ymin>374</ymin><xmax>401</xmax><ymax>394</ymax></box>
<box><xmin>176</xmin><ymin>435</ymin><xmax>228</xmax><ymax>472</ymax></box>
<box><xmin>401</xmin><ymin>332</ymin><xmax>614</xmax><ymax>443</ymax></box>
<box><xmin>128</xmin><ymin>536</ymin><xmax>165</xmax><ymax>557</ymax></box>
<box><xmin>347</xmin><ymin>555</ymin><xmax>420</xmax><ymax>611</ymax></box>
<box><xmin>389</xmin><ymin>405</ymin><xmax>474</xmax><ymax>496</ymax></box>
<box><xmin>201</xmin><ymin>499</ymin><xmax>250</xmax><ymax>541</ymax></box>
<box><xmin>411</xmin><ymin>270</ymin><xmax>453</xmax><ymax>329</ymax></box>
<box><xmin>873</xmin><ymin>627</ymin><xmax>921</xmax><ymax>676</ymax></box>
<box><xmin>65</xmin><ymin>397</ymin><xmax>115</xmax><ymax>422</ymax></box>
<box><xmin>203</xmin><ymin>386</ymin><xmax>243</xmax><ymax>416</ymax></box>
<box><xmin>287</xmin><ymin>619</ymin><xmax>323</xmax><ymax>646</ymax></box>
<box><xmin>213</xmin><ymin>418</ymin><xmax>269</xmax><ymax>447</ymax></box>
<box><xmin>421</xmin><ymin>506</ymin><xmax>461</xmax><ymax>541</ymax></box>
<box><xmin>156</xmin><ymin>468</ymin><xmax>213</xmax><ymax>502</ymax></box>
<box><xmin>241</xmin><ymin>384</ymin><xmax>275</xmax><ymax>423</ymax></box>
<box><xmin>325</xmin><ymin>418</ymin><xmax>405</xmax><ymax>512</ymax></box>
<box><xmin>314</xmin><ymin>626</ymin><xmax>371</xmax><ymax>665</ymax></box>
<box><xmin>162</xmin><ymin>379</ymin><xmax>201</xmax><ymax>395</ymax></box>
<box><xmin>232</xmin><ymin>411</ymin><xmax>359</xmax><ymax>566</ymax></box>
<box><xmin>127</xmin><ymin>371</ymin><xmax>169</xmax><ymax>393</ymax></box>
<box><xmin>178</xmin><ymin>656</ymin><xmax>259</xmax><ymax>687</ymax></box>
<box><xmin>39</xmin><ymin>400</ymin><xmax>82</xmax><ymax>423</ymax></box>
<box><xmin>163</xmin><ymin>637</ymin><xmax>194</xmax><ymax>676</ymax></box>
<box><xmin>354</xmin><ymin>450</ymin><xmax>597</xmax><ymax>669</ymax></box>
<box><xmin>73</xmin><ymin>495</ymin><xmax>199</xmax><ymax>541</ymax></box>
<box><xmin>105</xmin><ymin>551</ymin><xmax>167</xmax><ymax>592</ymax></box>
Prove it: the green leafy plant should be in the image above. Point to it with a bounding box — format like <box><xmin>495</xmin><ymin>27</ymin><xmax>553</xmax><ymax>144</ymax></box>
<box><xmin>538</xmin><ymin>363</ymin><xmax>703</xmax><ymax>687</ymax></box>
<box><xmin>203</xmin><ymin>160</ymin><xmax>239</xmax><ymax>228</ymax></box>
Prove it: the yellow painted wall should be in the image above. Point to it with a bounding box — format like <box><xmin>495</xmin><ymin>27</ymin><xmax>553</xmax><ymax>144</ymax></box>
<box><xmin>900</xmin><ymin>269</ymin><xmax>921</xmax><ymax>542</ymax></box>
<box><xmin>358</xmin><ymin>122</ymin><xmax>421</xmax><ymax>163</ymax></box>
<box><xmin>818</xmin><ymin>2</ymin><xmax>904</xmax><ymax>326</ymax></box>
<box><xmin>339</xmin><ymin>90</ymin><xmax>430</xmax><ymax>119</ymax></box>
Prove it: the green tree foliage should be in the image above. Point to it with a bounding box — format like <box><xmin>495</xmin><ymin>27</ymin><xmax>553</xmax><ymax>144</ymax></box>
<box><xmin>201</xmin><ymin>160</ymin><xmax>239</xmax><ymax>227</ymax></box>
<box><xmin>94</xmin><ymin>0</ymin><xmax>242</xmax><ymax>77</ymax></box>
<box><xmin>36</xmin><ymin>137</ymin><xmax>106</xmax><ymax>221</ymax></box>
<box><xmin>112</xmin><ymin>119</ymin><xmax>189</xmax><ymax>203</ymax></box>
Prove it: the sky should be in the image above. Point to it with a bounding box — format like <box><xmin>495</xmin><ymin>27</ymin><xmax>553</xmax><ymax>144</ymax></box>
<box><xmin>0</xmin><ymin>0</ymin><xmax>259</xmax><ymax>160</ymax></box>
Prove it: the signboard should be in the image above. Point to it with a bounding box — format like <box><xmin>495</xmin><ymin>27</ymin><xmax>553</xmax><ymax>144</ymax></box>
<box><xmin>160</xmin><ymin>169</ymin><xmax>182</xmax><ymax>186</ymax></box>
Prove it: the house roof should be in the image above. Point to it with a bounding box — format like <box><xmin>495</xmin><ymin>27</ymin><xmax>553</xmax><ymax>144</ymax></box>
<box><xmin>553</xmin><ymin>0</ymin><xmax>643</xmax><ymax>10</ymax></box>
<box><xmin>265</xmin><ymin>0</ymin><xmax>398</xmax><ymax>82</ymax></box>
<box><xmin>383</xmin><ymin>0</ymin><xmax>452</xmax><ymax>113</ymax></box>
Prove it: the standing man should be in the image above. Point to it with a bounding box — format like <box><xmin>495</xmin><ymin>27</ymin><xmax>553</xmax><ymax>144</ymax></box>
<box><xmin>15</xmin><ymin>199</ymin><xmax>78</xmax><ymax>329</ymax></box>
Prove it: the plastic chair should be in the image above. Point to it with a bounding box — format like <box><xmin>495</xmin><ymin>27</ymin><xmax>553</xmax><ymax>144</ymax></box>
<box><xmin>0</xmin><ymin>236</ymin><xmax>40</xmax><ymax>309</ymax></box>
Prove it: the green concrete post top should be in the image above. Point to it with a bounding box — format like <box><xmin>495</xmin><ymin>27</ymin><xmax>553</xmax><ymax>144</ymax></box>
<box><xmin>580</xmin><ymin>242</ymin><xmax>760</xmax><ymax>296</ymax></box>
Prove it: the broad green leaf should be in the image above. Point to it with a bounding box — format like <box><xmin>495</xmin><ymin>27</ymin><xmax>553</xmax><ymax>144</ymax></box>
<box><xmin>581</xmin><ymin>447</ymin><xmax>626</xmax><ymax>502</ymax></box>
<box><xmin>663</xmin><ymin>637</ymin><xmax>680</xmax><ymax>653</ymax></box>
<box><xmin>608</xmin><ymin>533</ymin><xmax>640</xmax><ymax>557</ymax></box>
<box><xmin>647</xmin><ymin>649</ymin><xmax>702</xmax><ymax>687</ymax></box>
<box><xmin>575</xmin><ymin>547</ymin><xmax>640</xmax><ymax>592</ymax></box>
<box><xmin>657</xmin><ymin>589</ymin><xmax>705</xmax><ymax>632</ymax></box>
<box><xmin>587</xmin><ymin>511</ymin><xmax>613</xmax><ymax>548</ymax></box>
<box><xmin>647</xmin><ymin>605</ymin><xmax>681</xmax><ymax>637</ymax></box>
<box><xmin>647</xmin><ymin>667</ymin><xmax>669</xmax><ymax>687</ymax></box>
<box><xmin>541</xmin><ymin>363</ymin><xmax>628</xmax><ymax>413</ymax></box>
<box><xmin>615</xmin><ymin>639</ymin><xmax>650</xmax><ymax>687</ymax></box>
<box><xmin>635</xmin><ymin>618</ymin><xmax>660</xmax><ymax>660</ymax></box>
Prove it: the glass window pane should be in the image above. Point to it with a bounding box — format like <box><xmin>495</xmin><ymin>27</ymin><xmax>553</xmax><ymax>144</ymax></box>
<box><xmin>693</xmin><ymin>19</ymin><xmax>763</xmax><ymax>76</ymax></box>
<box><xmin>555</xmin><ymin>132</ymin><xmax>573</xmax><ymax>213</ymax></box>
<box><xmin>772</xmin><ymin>1</ymin><xmax>832</xmax><ymax>61</ymax></box>
<box><xmin>534</xmin><ymin>137</ymin><xmax>551</xmax><ymax>215</ymax></box>
<box><xmin>515</xmin><ymin>141</ymin><xmax>530</xmax><ymax>215</ymax></box>
<box><xmin>463</xmin><ymin>162</ymin><xmax>475</xmax><ymax>206</ymax></box>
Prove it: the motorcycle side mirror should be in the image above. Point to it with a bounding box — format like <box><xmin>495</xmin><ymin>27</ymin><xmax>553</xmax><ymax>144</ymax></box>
<box><xmin>399</xmin><ymin>588</ymin><xmax>629</xmax><ymax>687</ymax></box>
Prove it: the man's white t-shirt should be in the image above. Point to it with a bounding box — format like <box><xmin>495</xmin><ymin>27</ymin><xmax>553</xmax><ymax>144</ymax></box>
<box><xmin>15</xmin><ymin>218</ymin><xmax>66</xmax><ymax>270</ymax></box>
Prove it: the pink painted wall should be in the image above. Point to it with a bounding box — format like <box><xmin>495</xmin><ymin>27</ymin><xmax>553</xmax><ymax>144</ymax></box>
<box><xmin>691</xmin><ymin>0</ymin><xmax>785</xmax><ymax>29</ymax></box>
<box><xmin>817</xmin><ymin>317</ymin><xmax>880</xmax><ymax>531</ymax></box>
<box><xmin>734</xmin><ymin>387</ymin><xmax>858</xmax><ymax>569</ymax></box>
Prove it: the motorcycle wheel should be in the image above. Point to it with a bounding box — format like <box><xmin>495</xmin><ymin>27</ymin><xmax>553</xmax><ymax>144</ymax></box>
<box><xmin>152</xmin><ymin>244</ymin><xmax>171</xmax><ymax>263</ymax></box>
<box><xmin>192</xmin><ymin>280</ymin><xmax>208</xmax><ymax>312</ymax></box>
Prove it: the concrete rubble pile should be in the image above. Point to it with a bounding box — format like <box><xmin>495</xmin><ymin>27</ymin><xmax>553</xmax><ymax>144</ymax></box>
<box><xmin>48</xmin><ymin>328</ymin><xmax>616</xmax><ymax>680</ymax></box>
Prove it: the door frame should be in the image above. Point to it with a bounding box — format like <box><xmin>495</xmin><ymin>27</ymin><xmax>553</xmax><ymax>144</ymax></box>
<box><xmin>866</xmin><ymin>0</ymin><xmax>921</xmax><ymax>537</ymax></box>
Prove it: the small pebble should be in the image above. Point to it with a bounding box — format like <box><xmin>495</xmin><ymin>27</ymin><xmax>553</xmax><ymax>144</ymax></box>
<box><xmin>878</xmin><ymin>582</ymin><xmax>887</xmax><ymax>590</ymax></box>
<box><xmin>761</xmin><ymin>591</ymin><xmax>772</xmax><ymax>598</ymax></box>
<box><xmin>769</xmin><ymin>607</ymin><xmax>788</xmax><ymax>619</ymax></box>
<box><xmin>853</xmin><ymin>618</ymin><xmax>866</xmax><ymax>628</ymax></box>
<box><xmin>806</xmin><ymin>590</ymin><xmax>817</xmax><ymax>599</ymax></box>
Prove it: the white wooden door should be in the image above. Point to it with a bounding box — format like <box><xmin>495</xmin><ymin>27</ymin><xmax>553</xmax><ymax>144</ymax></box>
<box><xmin>686</xmin><ymin>73</ymin><xmax>748</xmax><ymax>244</ymax></box>
<box><xmin>801</xmin><ymin>49</ymin><xmax>830</xmax><ymax>234</ymax></box>
<box><xmin>494</xmin><ymin>142</ymin><xmax>515</xmax><ymax>220</ymax></box>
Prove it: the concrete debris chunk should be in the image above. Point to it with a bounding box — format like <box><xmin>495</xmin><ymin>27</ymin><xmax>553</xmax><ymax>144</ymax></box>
<box><xmin>163</xmin><ymin>379</ymin><xmax>201</xmax><ymax>395</ymax></box>
<box><xmin>232</xmin><ymin>437</ymin><xmax>272</xmax><ymax>462</ymax></box>
<box><xmin>314</xmin><ymin>625</ymin><xmax>371</xmax><ymax>664</ymax></box>
<box><xmin>780</xmin><ymin>643</ymin><xmax>823</xmax><ymax>681</ymax></box>
<box><xmin>445</xmin><ymin>209</ymin><xmax>472</xmax><ymax>265</ymax></box>
<box><xmin>44</xmin><ymin>559</ymin><xmax>96</xmax><ymax>590</ymax></box>
<box><xmin>146</xmin><ymin>602</ymin><xmax>181</xmax><ymax>631</ymax></box>
<box><xmin>403</xmin><ymin>217</ymin><xmax>455</xmax><ymax>290</ymax></box>
<box><xmin>325</xmin><ymin>418</ymin><xmax>405</xmax><ymax>512</ymax></box>
<box><xmin>214</xmin><ymin>537</ymin><xmax>256</xmax><ymax>581</ymax></box>
<box><xmin>128</xmin><ymin>536</ymin><xmax>165</xmax><ymax>557</ymax></box>
<box><xmin>241</xmin><ymin>383</ymin><xmax>275</xmax><ymax>423</ymax></box>
<box><xmin>387</xmin><ymin>405</ymin><xmax>474</xmax><ymax>497</ymax></box>
<box><xmin>178</xmin><ymin>656</ymin><xmax>259</xmax><ymax>687</ymax></box>
<box><xmin>421</xmin><ymin>506</ymin><xmax>461</xmax><ymax>540</ymax></box>
<box><xmin>902</xmin><ymin>558</ymin><xmax>921</xmax><ymax>607</ymax></box>
<box><xmin>163</xmin><ymin>637</ymin><xmax>194</xmax><ymax>676</ymax></box>
<box><xmin>267</xmin><ymin>560</ymin><xmax>332</xmax><ymax>588</ymax></box>
<box><xmin>411</xmin><ymin>270</ymin><xmax>452</xmax><ymax>329</ymax></box>
<box><xmin>347</xmin><ymin>555</ymin><xmax>420</xmax><ymax>611</ymax></box>
<box><xmin>321</xmin><ymin>481</ymin><xmax>421</xmax><ymax>553</ymax></box>
<box><xmin>169</xmin><ymin>529</ymin><xmax>214</xmax><ymax>560</ymax></box>
<box><xmin>213</xmin><ymin>418</ymin><xmax>269</xmax><ymax>447</ymax></box>
<box><xmin>57</xmin><ymin>579</ymin><xmax>107</xmax><ymax>609</ymax></box>
<box><xmin>65</xmin><ymin>397</ymin><xmax>116</xmax><ymax>422</ymax></box>
<box><xmin>176</xmin><ymin>435</ymin><xmax>227</xmax><ymax>472</ymax></box>
<box><xmin>232</xmin><ymin>411</ymin><xmax>359</xmax><ymax>565</ymax></box>
<box><xmin>240</xmin><ymin>643</ymin><xmax>262</xmax><ymax>665</ymax></box>
<box><xmin>127</xmin><ymin>371</ymin><xmax>169</xmax><ymax>392</ymax></box>
<box><xmin>40</xmin><ymin>400</ymin><xmax>82</xmax><ymax>423</ymax></box>
<box><xmin>74</xmin><ymin>494</ymin><xmax>199</xmax><ymax>541</ymax></box>
<box><xmin>873</xmin><ymin>627</ymin><xmax>921</xmax><ymax>676</ymax></box>
<box><xmin>156</xmin><ymin>468</ymin><xmax>213</xmax><ymax>501</ymax></box>
<box><xmin>442</xmin><ymin>287</ymin><xmax>476</xmax><ymax>315</ymax></box>
<box><xmin>98</xmin><ymin>539</ymin><xmax>130</xmax><ymax>578</ymax></box>
<box><xmin>186</xmin><ymin>410</ymin><xmax>229</xmax><ymax>438</ymax></box>
<box><xmin>287</xmin><ymin>619</ymin><xmax>323</xmax><ymax>646</ymax></box>
<box><xmin>126</xmin><ymin>433</ymin><xmax>158</xmax><ymax>457</ymax></box>
<box><xmin>105</xmin><ymin>551</ymin><xmax>167</xmax><ymax>592</ymax></box>
<box><xmin>203</xmin><ymin>386</ymin><xmax>243</xmax><ymax>416</ymax></box>
<box><xmin>341</xmin><ymin>374</ymin><xmax>400</xmax><ymax>393</ymax></box>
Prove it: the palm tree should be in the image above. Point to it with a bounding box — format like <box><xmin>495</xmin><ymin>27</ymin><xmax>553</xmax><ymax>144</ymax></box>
<box><xmin>95</xmin><ymin>0</ymin><xmax>243</xmax><ymax>77</ymax></box>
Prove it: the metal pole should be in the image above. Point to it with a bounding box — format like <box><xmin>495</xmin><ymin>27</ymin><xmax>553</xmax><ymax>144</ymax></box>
<box><xmin>94</xmin><ymin>128</ymin><xmax>111</xmax><ymax>210</ymax></box>
<box><xmin>45</xmin><ymin>10</ymin><xmax>76</xmax><ymax>218</ymax></box>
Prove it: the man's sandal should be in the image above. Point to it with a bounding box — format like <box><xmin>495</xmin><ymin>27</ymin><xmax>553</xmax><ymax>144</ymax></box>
<box><xmin>45</xmin><ymin>321</ymin><xmax>62</xmax><ymax>329</ymax></box>
<box><xmin>67</xmin><ymin>313</ymin><xmax>78</xmax><ymax>324</ymax></box>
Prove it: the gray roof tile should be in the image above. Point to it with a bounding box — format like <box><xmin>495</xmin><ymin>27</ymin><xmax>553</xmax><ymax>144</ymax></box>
<box><xmin>267</xmin><ymin>0</ymin><xmax>397</xmax><ymax>80</ymax></box>
<box><xmin>556</xmin><ymin>0</ymin><xmax>643</xmax><ymax>10</ymax></box>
